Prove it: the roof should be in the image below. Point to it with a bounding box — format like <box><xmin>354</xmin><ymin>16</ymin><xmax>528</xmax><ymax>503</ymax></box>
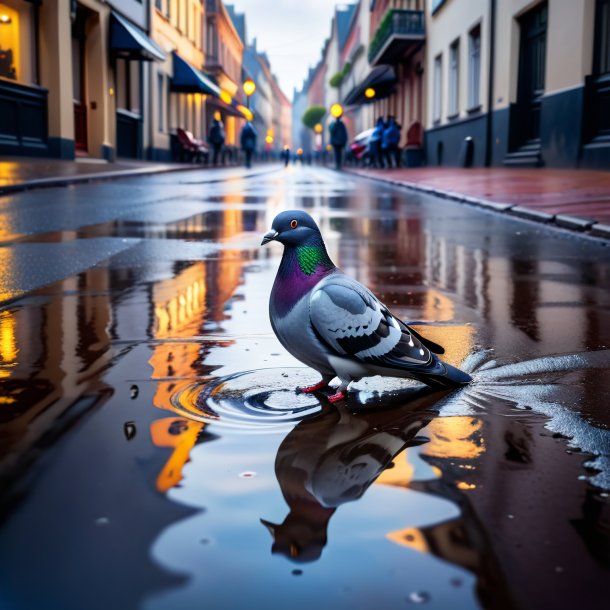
<box><xmin>225</xmin><ymin>5</ymin><xmax>247</xmax><ymax>45</ymax></box>
<box><xmin>336</xmin><ymin>4</ymin><xmax>358</xmax><ymax>50</ymax></box>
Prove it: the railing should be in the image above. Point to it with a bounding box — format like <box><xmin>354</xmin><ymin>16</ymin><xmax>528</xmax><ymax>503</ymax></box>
<box><xmin>368</xmin><ymin>9</ymin><xmax>425</xmax><ymax>63</ymax></box>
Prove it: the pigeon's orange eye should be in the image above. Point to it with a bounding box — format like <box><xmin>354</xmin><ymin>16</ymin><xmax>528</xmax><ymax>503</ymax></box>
<box><xmin>290</xmin><ymin>219</ymin><xmax>298</xmax><ymax>229</ymax></box>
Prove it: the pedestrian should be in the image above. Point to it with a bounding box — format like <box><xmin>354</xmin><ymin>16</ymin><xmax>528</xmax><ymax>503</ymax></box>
<box><xmin>208</xmin><ymin>112</ymin><xmax>225</xmax><ymax>166</ymax></box>
<box><xmin>369</xmin><ymin>117</ymin><xmax>385</xmax><ymax>168</ymax></box>
<box><xmin>281</xmin><ymin>146</ymin><xmax>291</xmax><ymax>167</ymax></box>
<box><xmin>240</xmin><ymin>121</ymin><xmax>257</xmax><ymax>169</ymax></box>
<box><xmin>329</xmin><ymin>115</ymin><xmax>348</xmax><ymax>171</ymax></box>
<box><xmin>382</xmin><ymin>116</ymin><xmax>401</xmax><ymax>168</ymax></box>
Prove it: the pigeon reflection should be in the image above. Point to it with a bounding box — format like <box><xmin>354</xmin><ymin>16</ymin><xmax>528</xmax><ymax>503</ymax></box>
<box><xmin>261</xmin><ymin>387</ymin><xmax>447</xmax><ymax>562</ymax></box>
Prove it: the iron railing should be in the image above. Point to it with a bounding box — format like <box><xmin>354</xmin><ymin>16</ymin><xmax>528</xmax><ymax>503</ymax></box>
<box><xmin>368</xmin><ymin>9</ymin><xmax>425</xmax><ymax>64</ymax></box>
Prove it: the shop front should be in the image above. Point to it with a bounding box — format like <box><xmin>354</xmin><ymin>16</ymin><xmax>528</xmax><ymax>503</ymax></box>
<box><xmin>0</xmin><ymin>0</ymin><xmax>48</xmax><ymax>156</ymax></box>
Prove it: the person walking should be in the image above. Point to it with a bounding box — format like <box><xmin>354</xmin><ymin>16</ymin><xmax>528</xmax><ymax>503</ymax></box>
<box><xmin>382</xmin><ymin>116</ymin><xmax>401</xmax><ymax>168</ymax></box>
<box><xmin>281</xmin><ymin>146</ymin><xmax>291</xmax><ymax>167</ymax></box>
<box><xmin>369</xmin><ymin>117</ymin><xmax>385</xmax><ymax>168</ymax></box>
<box><xmin>208</xmin><ymin>113</ymin><xmax>225</xmax><ymax>166</ymax></box>
<box><xmin>329</xmin><ymin>115</ymin><xmax>348</xmax><ymax>170</ymax></box>
<box><xmin>240</xmin><ymin>121</ymin><xmax>257</xmax><ymax>169</ymax></box>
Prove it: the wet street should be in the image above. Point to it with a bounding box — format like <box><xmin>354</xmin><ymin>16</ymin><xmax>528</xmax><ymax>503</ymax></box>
<box><xmin>0</xmin><ymin>164</ymin><xmax>609</xmax><ymax>610</ymax></box>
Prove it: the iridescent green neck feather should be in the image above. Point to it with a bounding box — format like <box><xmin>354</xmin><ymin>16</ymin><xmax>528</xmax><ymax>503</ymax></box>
<box><xmin>296</xmin><ymin>244</ymin><xmax>333</xmax><ymax>275</ymax></box>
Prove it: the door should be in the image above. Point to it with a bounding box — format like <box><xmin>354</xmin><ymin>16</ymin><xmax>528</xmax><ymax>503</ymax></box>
<box><xmin>72</xmin><ymin>11</ymin><xmax>88</xmax><ymax>153</ymax></box>
<box><xmin>516</xmin><ymin>2</ymin><xmax>547</xmax><ymax>145</ymax></box>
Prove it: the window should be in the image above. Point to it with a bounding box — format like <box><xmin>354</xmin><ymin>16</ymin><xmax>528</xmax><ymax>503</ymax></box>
<box><xmin>157</xmin><ymin>72</ymin><xmax>165</xmax><ymax>132</ymax></box>
<box><xmin>116</xmin><ymin>60</ymin><xmax>141</xmax><ymax>114</ymax></box>
<box><xmin>449</xmin><ymin>39</ymin><xmax>459</xmax><ymax>117</ymax></box>
<box><xmin>594</xmin><ymin>0</ymin><xmax>610</xmax><ymax>75</ymax></box>
<box><xmin>468</xmin><ymin>25</ymin><xmax>481</xmax><ymax>109</ymax></box>
<box><xmin>433</xmin><ymin>54</ymin><xmax>442</xmax><ymax>123</ymax></box>
<box><xmin>0</xmin><ymin>1</ymin><xmax>37</xmax><ymax>84</ymax></box>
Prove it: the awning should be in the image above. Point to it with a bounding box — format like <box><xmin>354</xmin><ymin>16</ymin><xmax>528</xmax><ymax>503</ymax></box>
<box><xmin>206</xmin><ymin>96</ymin><xmax>251</xmax><ymax>119</ymax></box>
<box><xmin>171</xmin><ymin>52</ymin><xmax>221</xmax><ymax>96</ymax></box>
<box><xmin>110</xmin><ymin>12</ymin><xmax>165</xmax><ymax>62</ymax></box>
<box><xmin>343</xmin><ymin>65</ymin><xmax>397</xmax><ymax>106</ymax></box>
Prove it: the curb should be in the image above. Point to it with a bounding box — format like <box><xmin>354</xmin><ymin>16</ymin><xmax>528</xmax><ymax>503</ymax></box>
<box><xmin>0</xmin><ymin>163</ymin><xmax>203</xmax><ymax>196</ymax></box>
<box><xmin>0</xmin><ymin>163</ymin><xmax>285</xmax><ymax>196</ymax></box>
<box><xmin>345</xmin><ymin>170</ymin><xmax>610</xmax><ymax>242</ymax></box>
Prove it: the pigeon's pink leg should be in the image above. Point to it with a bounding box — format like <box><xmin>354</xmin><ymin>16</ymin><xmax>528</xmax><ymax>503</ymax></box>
<box><xmin>327</xmin><ymin>390</ymin><xmax>347</xmax><ymax>403</ymax></box>
<box><xmin>299</xmin><ymin>379</ymin><xmax>329</xmax><ymax>393</ymax></box>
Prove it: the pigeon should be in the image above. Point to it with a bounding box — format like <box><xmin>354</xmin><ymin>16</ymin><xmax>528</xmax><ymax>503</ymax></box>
<box><xmin>261</xmin><ymin>210</ymin><xmax>471</xmax><ymax>403</ymax></box>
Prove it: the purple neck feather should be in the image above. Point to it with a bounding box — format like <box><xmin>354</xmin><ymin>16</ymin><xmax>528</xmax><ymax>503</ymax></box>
<box><xmin>271</xmin><ymin>243</ymin><xmax>335</xmax><ymax>317</ymax></box>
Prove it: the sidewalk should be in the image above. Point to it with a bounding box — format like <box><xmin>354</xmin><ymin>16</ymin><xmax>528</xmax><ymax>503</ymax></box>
<box><xmin>347</xmin><ymin>167</ymin><xmax>610</xmax><ymax>240</ymax></box>
<box><xmin>0</xmin><ymin>157</ymin><xmax>198</xmax><ymax>195</ymax></box>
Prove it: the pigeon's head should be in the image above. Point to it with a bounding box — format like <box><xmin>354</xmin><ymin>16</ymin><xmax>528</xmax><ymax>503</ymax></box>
<box><xmin>261</xmin><ymin>210</ymin><xmax>322</xmax><ymax>247</ymax></box>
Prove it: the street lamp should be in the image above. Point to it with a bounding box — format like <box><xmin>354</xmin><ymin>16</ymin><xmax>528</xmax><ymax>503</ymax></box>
<box><xmin>330</xmin><ymin>103</ymin><xmax>343</xmax><ymax>118</ymax></box>
<box><xmin>364</xmin><ymin>87</ymin><xmax>376</xmax><ymax>99</ymax></box>
<box><xmin>219</xmin><ymin>90</ymin><xmax>232</xmax><ymax>105</ymax></box>
<box><xmin>243</xmin><ymin>79</ymin><xmax>256</xmax><ymax>109</ymax></box>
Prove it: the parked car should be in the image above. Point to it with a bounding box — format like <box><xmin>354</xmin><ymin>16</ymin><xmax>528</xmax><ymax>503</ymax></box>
<box><xmin>348</xmin><ymin>128</ymin><xmax>375</xmax><ymax>165</ymax></box>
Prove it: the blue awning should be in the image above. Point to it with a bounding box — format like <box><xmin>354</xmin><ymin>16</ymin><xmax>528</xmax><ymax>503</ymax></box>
<box><xmin>110</xmin><ymin>12</ymin><xmax>165</xmax><ymax>62</ymax></box>
<box><xmin>171</xmin><ymin>52</ymin><xmax>221</xmax><ymax>96</ymax></box>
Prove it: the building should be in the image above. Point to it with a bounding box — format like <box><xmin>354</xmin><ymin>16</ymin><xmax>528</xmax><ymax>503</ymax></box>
<box><xmin>242</xmin><ymin>39</ymin><xmax>273</xmax><ymax>153</ymax></box>
<box><xmin>323</xmin><ymin>4</ymin><xmax>357</xmax><ymax>137</ymax></box>
<box><xmin>426</xmin><ymin>0</ymin><xmax>610</xmax><ymax>169</ymax></box>
<box><xmin>292</xmin><ymin>84</ymin><xmax>309</xmax><ymax>154</ymax></box>
<box><xmin>367</xmin><ymin>0</ymin><xmax>425</xmax><ymax>155</ymax></box>
<box><xmin>0</xmin><ymin>0</ymin><xmax>274</xmax><ymax>163</ymax></box>
<box><xmin>150</xmin><ymin>0</ymin><xmax>207</xmax><ymax>161</ymax></box>
<box><xmin>204</xmin><ymin>0</ymin><xmax>245</xmax><ymax>151</ymax></box>
<box><xmin>338</xmin><ymin>0</ymin><xmax>375</xmax><ymax>139</ymax></box>
<box><xmin>0</xmin><ymin>0</ymin><xmax>165</xmax><ymax>160</ymax></box>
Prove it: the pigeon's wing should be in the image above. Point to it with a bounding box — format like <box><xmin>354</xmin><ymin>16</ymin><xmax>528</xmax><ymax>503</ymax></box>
<box><xmin>309</xmin><ymin>276</ymin><xmax>433</xmax><ymax>369</ymax></box>
<box><xmin>398</xmin><ymin>322</ymin><xmax>445</xmax><ymax>355</ymax></box>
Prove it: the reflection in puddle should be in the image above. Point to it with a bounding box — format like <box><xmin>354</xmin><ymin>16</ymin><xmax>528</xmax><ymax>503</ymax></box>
<box><xmin>164</xmin><ymin>348</ymin><xmax>610</xmax><ymax>488</ymax></box>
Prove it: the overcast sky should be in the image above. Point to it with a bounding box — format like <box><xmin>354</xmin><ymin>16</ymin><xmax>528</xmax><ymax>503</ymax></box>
<box><xmin>228</xmin><ymin>0</ymin><xmax>340</xmax><ymax>98</ymax></box>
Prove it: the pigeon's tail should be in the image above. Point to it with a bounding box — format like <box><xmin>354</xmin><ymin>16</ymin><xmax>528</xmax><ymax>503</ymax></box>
<box><xmin>409</xmin><ymin>359</ymin><xmax>472</xmax><ymax>389</ymax></box>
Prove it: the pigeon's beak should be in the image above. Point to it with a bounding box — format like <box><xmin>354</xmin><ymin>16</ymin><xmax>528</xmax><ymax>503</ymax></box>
<box><xmin>261</xmin><ymin>230</ymin><xmax>278</xmax><ymax>246</ymax></box>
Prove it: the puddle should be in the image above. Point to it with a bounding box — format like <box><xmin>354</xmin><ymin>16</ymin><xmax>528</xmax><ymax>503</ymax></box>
<box><xmin>0</xmin><ymin>166</ymin><xmax>609</xmax><ymax>610</ymax></box>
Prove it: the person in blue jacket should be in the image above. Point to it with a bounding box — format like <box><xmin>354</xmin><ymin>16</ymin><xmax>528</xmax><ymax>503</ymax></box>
<box><xmin>382</xmin><ymin>116</ymin><xmax>401</xmax><ymax>168</ymax></box>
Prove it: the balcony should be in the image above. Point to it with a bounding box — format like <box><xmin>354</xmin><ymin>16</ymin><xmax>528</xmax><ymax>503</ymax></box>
<box><xmin>368</xmin><ymin>9</ymin><xmax>425</xmax><ymax>66</ymax></box>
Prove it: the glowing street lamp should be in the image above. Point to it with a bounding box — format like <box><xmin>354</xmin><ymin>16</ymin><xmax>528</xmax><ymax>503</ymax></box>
<box><xmin>330</xmin><ymin>103</ymin><xmax>343</xmax><ymax>118</ymax></box>
<box><xmin>364</xmin><ymin>87</ymin><xmax>376</xmax><ymax>99</ymax></box>
<box><xmin>219</xmin><ymin>90</ymin><xmax>232</xmax><ymax>105</ymax></box>
<box><xmin>243</xmin><ymin>79</ymin><xmax>256</xmax><ymax>109</ymax></box>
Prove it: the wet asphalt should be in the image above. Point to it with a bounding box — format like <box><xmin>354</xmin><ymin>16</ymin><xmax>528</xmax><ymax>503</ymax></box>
<box><xmin>0</xmin><ymin>164</ymin><xmax>609</xmax><ymax>610</ymax></box>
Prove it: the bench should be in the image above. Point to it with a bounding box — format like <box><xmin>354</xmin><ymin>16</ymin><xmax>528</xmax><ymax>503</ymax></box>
<box><xmin>176</xmin><ymin>128</ymin><xmax>209</xmax><ymax>163</ymax></box>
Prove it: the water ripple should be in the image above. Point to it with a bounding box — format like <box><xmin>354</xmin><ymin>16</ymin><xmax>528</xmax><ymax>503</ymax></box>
<box><xmin>169</xmin><ymin>368</ymin><xmax>323</xmax><ymax>433</ymax></box>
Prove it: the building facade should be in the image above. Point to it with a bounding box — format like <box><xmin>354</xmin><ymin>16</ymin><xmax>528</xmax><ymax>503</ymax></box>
<box><xmin>0</xmin><ymin>0</ymin><xmax>166</xmax><ymax>160</ymax></box>
<box><xmin>1</xmin><ymin>0</ymin><xmax>288</xmax><ymax>163</ymax></box>
<box><xmin>150</xmin><ymin>0</ymin><xmax>206</xmax><ymax>161</ymax></box>
<box><xmin>204</xmin><ymin>0</ymin><xmax>245</xmax><ymax>150</ymax></box>
<box><xmin>426</xmin><ymin>0</ymin><xmax>609</xmax><ymax>169</ymax></box>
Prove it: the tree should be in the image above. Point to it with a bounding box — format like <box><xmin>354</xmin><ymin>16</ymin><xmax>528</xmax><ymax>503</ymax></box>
<box><xmin>302</xmin><ymin>105</ymin><xmax>326</xmax><ymax>130</ymax></box>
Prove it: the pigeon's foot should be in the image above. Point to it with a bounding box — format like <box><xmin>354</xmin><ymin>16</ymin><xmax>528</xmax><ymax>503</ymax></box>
<box><xmin>327</xmin><ymin>390</ymin><xmax>347</xmax><ymax>403</ymax></box>
<box><xmin>297</xmin><ymin>380</ymin><xmax>329</xmax><ymax>394</ymax></box>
